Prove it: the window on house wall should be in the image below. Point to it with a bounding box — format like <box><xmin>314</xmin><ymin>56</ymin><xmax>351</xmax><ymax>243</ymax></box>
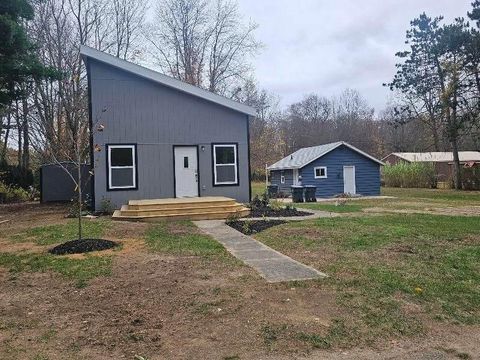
<box><xmin>280</xmin><ymin>171</ymin><xmax>285</xmax><ymax>184</ymax></box>
<box><xmin>314</xmin><ymin>166</ymin><xmax>327</xmax><ymax>179</ymax></box>
<box><xmin>107</xmin><ymin>144</ymin><xmax>137</xmax><ymax>190</ymax></box>
<box><xmin>213</xmin><ymin>144</ymin><xmax>238</xmax><ymax>185</ymax></box>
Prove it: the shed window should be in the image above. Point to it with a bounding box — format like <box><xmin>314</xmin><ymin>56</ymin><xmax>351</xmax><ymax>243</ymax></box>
<box><xmin>314</xmin><ymin>166</ymin><xmax>327</xmax><ymax>179</ymax></box>
<box><xmin>213</xmin><ymin>144</ymin><xmax>238</xmax><ymax>185</ymax></box>
<box><xmin>280</xmin><ymin>171</ymin><xmax>285</xmax><ymax>184</ymax></box>
<box><xmin>107</xmin><ymin>145</ymin><xmax>137</xmax><ymax>190</ymax></box>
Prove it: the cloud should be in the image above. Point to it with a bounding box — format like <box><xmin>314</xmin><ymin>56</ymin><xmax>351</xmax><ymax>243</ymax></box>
<box><xmin>237</xmin><ymin>0</ymin><xmax>473</xmax><ymax>112</ymax></box>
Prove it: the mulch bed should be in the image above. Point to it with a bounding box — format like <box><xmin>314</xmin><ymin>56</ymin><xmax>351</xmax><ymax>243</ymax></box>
<box><xmin>226</xmin><ymin>220</ymin><xmax>287</xmax><ymax>235</ymax></box>
<box><xmin>49</xmin><ymin>238</ymin><xmax>119</xmax><ymax>255</ymax></box>
<box><xmin>248</xmin><ymin>207</ymin><xmax>312</xmax><ymax>218</ymax></box>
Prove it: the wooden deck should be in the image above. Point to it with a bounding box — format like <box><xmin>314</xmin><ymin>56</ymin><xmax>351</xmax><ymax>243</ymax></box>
<box><xmin>112</xmin><ymin>197</ymin><xmax>250</xmax><ymax>221</ymax></box>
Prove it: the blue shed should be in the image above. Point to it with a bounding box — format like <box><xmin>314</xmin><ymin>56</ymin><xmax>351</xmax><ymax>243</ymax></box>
<box><xmin>268</xmin><ymin>141</ymin><xmax>384</xmax><ymax>198</ymax></box>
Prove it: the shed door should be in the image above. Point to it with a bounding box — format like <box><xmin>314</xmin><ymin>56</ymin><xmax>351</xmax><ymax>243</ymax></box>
<box><xmin>174</xmin><ymin>146</ymin><xmax>198</xmax><ymax>198</ymax></box>
<box><xmin>293</xmin><ymin>169</ymin><xmax>299</xmax><ymax>185</ymax></box>
<box><xmin>343</xmin><ymin>166</ymin><xmax>356</xmax><ymax>195</ymax></box>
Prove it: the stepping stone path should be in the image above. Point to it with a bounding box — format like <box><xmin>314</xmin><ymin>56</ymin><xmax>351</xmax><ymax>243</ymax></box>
<box><xmin>195</xmin><ymin>220</ymin><xmax>327</xmax><ymax>282</ymax></box>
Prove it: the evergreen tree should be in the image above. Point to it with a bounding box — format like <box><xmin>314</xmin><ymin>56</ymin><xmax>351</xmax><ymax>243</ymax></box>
<box><xmin>0</xmin><ymin>0</ymin><xmax>51</xmax><ymax>111</ymax></box>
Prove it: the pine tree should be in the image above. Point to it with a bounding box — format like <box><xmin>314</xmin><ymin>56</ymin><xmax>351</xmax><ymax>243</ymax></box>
<box><xmin>0</xmin><ymin>0</ymin><xmax>52</xmax><ymax>111</ymax></box>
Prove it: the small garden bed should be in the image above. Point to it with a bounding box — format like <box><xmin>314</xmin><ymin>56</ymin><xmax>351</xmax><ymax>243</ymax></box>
<box><xmin>226</xmin><ymin>219</ymin><xmax>287</xmax><ymax>235</ymax></box>
<box><xmin>49</xmin><ymin>238</ymin><xmax>118</xmax><ymax>255</ymax></box>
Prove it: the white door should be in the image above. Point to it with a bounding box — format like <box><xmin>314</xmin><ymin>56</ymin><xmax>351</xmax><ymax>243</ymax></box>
<box><xmin>293</xmin><ymin>169</ymin><xmax>299</xmax><ymax>185</ymax></box>
<box><xmin>174</xmin><ymin>146</ymin><xmax>198</xmax><ymax>198</ymax></box>
<box><xmin>343</xmin><ymin>166</ymin><xmax>356</xmax><ymax>195</ymax></box>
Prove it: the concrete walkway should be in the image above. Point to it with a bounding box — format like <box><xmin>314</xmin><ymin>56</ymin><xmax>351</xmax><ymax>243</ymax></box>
<box><xmin>247</xmin><ymin>209</ymin><xmax>337</xmax><ymax>221</ymax></box>
<box><xmin>195</xmin><ymin>220</ymin><xmax>327</xmax><ymax>282</ymax></box>
<box><xmin>279</xmin><ymin>195</ymin><xmax>395</xmax><ymax>203</ymax></box>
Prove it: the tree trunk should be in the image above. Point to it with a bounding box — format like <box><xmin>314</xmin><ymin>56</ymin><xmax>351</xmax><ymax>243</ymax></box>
<box><xmin>77</xmin><ymin>157</ymin><xmax>83</xmax><ymax>240</ymax></box>
<box><xmin>1</xmin><ymin>112</ymin><xmax>11</xmax><ymax>163</ymax></box>
<box><xmin>14</xmin><ymin>101</ymin><xmax>22</xmax><ymax>167</ymax></box>
<box><xmin>451</xmin><ymin>137</ymin><xmax>462</xmax><ymax>190</ymax></box>
<box><xmin>21</xmin><ymin>97</ymin><xmax>29</xmax><ymax>172</ymax></box>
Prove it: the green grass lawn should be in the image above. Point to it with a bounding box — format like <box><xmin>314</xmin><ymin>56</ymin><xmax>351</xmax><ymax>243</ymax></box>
<box><xmin>254</xmin><ymin>213</ymin><xmax>480</xmax><ymax>346</ymax></box>
<box><xmin>382</xmin><ymin>187</ymin><xmax>480</xmax><ymax>203</ymax></box>
<box><xmin>10</xmin><ymin>219</ymin><xmax>110</xmax><ymax>245</ymax></box>
<box><xmin>145</xmin><ymin>220</ymin><xmax>227</xmax><ymax>257</ymax></box>
<box><xmin>298</xmin><ymin>203</ymin><xmax>365</xmax><ymax>213</ymax></box>
<box><xmin>0</xmin><ymin>252</ymin><xmax>112</xmax><ymax>288</ymax></box>
<box><xmin>1</xmin><ymin>219</ymin><xmax>114</xmax><ymax>287</ymax></box>
<box><xmin>251</xmin><ymin>181</ymin><xmax>266</xmax><ymax>199</ymax></box>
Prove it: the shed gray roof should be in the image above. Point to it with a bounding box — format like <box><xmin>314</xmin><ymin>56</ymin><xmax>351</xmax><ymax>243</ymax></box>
<box><xmin>267</xmin><ymin>141</ymin><xmax>384</xmax><ymax>170</ymax></box>
<box><xmin>80</xmin><ymin>45</ymin><xmax>256</xmax><ymax>117</ymax></box>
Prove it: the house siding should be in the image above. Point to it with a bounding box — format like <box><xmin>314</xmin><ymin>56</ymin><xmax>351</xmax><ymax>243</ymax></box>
<box><xmin>383</xmin><ymin>154</ymin><xmax>408</xmax><ymax>165</ymax></box>
<box><xmin>88</xmin><ymin>59</ymin><xmax>250</xmax><ymax>210</ymax></box>
<box><xmin>41</xmin><ymin>163</ymin><xmax>91</xmax><ymax>203</ymax></box>
<box><xmin>300</xmin><ymin>145</ymin><xmax>381</xmax><ymax>197</ymax></box>
<box><xmin>270</xmin><ymin>169</ymin><xmax>294</xmax><ymax>194</ymax></box>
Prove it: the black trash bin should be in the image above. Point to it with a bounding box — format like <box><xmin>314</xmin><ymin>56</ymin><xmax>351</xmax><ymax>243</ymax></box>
<box><xmin>304</xmin><ymin>185</ymin><xmax>317</xmax><ymax>202</ymax></box>
<box><xmin>267</xmin><ymin>184</ymin><xmax>279</xmax><ymax>198</ymax></box>
<box><xmin>291</xmin><ymin>185</ymin><xmax>304</xmax><ymax>203</ymax></box>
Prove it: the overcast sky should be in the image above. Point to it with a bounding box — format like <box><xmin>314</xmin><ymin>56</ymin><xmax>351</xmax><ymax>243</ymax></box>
<box><xmin>236</xmin><ymin>0</ymin><xmax>473</xmax><ymax>113</ymax></box>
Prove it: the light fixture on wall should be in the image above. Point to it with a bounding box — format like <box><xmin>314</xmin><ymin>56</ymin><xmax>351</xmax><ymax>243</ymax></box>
<box><xmin>201</xmin><ymin>145</ymin><xmax>205</xmax><ymax>151</ymax></box>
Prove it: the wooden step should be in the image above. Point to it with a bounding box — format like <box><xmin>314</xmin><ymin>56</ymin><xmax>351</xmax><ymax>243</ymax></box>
<box><xmin>119</xmin><ymin>204</ymin><xmax>244</xmax><ymax>217</ymax></box>
<box><xmin>128</xmin><ymin>196</ymin><xmax>237</xmax><ymax>210</ymax></box>
<box><xmin>112</xmin><ymin>196</ymin><xmax>249</xmax><ymax>221</ymax></box>
<box><xmin>112</xmin><ymin>207</ymin><xmax>250</xmax><ymax>222</ymax></box>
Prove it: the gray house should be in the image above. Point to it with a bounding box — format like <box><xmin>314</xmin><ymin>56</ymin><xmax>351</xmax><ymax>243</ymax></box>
<box><xmin>80</xmin><ymin>46</ymin><xmax>256</xmax><ymax>211</ymax></box>
<box><xmin>268</xmin><ymin>141</ymin><xmax>384</xmax><ymax>198</ymax></box>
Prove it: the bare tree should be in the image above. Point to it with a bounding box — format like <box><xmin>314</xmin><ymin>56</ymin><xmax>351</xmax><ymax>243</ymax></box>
<box><xmin>111</xmin><ymin>0</ymin><xmax>147</xmax><ymax>60</ymax></box>
<box><xmin>207</xmin><ymin>0</ymin><xmax>260</xmax><ymax>94</ymax></box>
<box><xmin>148</xmin><ymin>0</ymin><xmax>261</xmax><ymax>96</ymax></box>
<box><xmin>149</xmin><ymin>0</ymin><xmax>210</xmax><ymax>86</ymax></box>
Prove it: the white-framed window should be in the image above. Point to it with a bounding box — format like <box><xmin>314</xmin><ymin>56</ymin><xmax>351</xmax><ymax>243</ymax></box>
<box><xmin>280</xmin><ymin>173</ymin><xmax>285</xmax><ymax>184</ymax></box>
<box><xmin>213</xmin><ymin>144</ymin><xmax>238</xmax><ymax>185</ymax></box>
<box><xmin>314</xmin><ymin>166</ymin><xmax>327</xmax><ymax>179</ymax></box>
<box><xmin>107</xmin><ymin>144</ymin><xmax>137</xmax><ymax>190</ymax></box>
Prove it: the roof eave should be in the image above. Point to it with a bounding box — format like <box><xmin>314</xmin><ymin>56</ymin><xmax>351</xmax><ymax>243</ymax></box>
<box><xmin>267</xmin><ymin>165</ymin><xmax>301</xmax><ymax>171</ymax></box>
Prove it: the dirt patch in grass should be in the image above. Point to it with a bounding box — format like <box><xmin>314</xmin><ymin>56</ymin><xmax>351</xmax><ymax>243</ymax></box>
<box><xmin>363</xmin><ymin>206</ymin><xmax>480</xmax><ymax>216</ymax></box>
<box><xmin>0</xmin><ymin>251</ymin><xmax>345</xmax><ymax>359</ymax></box>
<box><xmin>226</xmin><ymin>220</ymin><xmax>287</xmax><ymax>235</ymax></box>
<box><xmin>49</xmin><ymin>238</ymin><xmax>119</xmax><ymax>255</ymax></box>
<box><xmin>1</xmin><ymin>195</ymin><xmax>480</xmax><ymax>358</ymax></box>
<box><xmin>0</xmin><ymin>202</ymin><xmax>70</xmax><ymax>232</ymax></box>
<box><xmin>298</xmin><ymin>203</ymin><xmax>364</xmax><ymax>213</ymax></box>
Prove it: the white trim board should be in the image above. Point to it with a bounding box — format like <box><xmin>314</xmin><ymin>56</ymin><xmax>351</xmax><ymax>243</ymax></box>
<box><xmin>213</xmin><ymin>144</ymin><xmax>238</xmax><ymax>185</ymax></box>
<box><xmin>314</xmin><ymin>166</ymin><xmax>327</xmax><ymax>179</ymax></box>
<box><xmin>107</xmin><ymin>144</ymin><xmax>136</xmax><ymax>190</ymax></box>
